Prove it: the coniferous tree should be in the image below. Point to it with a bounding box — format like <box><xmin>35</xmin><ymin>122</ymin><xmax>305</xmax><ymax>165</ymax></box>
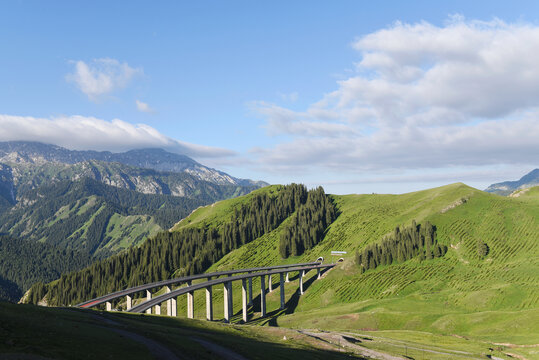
<box><xmin>356</xmin><ymin>221</ymin><xmax>446</xmax><ymax>273</ymax></box>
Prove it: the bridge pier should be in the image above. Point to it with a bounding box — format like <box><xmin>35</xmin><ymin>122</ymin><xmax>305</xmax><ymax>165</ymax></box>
<box><xmin>223</xmin><ymin>281</ymin><xmax>233</xmax><ymax>323</ymax></box>
<box><xmin>106</xmin><ymin>301</ymin><xmax>112</xmax><ymax>311</ymax></box>
<box><xmin>269</xmin><ymin>274</ymin><xmax>274</xmax><ymax>292</ymax></box>
<box><xmin>172</xmin><ymin>297</ymin><xmax>177</xmax><ymax>317</ymax></box>
<box><xmin>241</xmin><ymin>278</ymin><xmax>248</xmax><ymax>323</ymax></box>
<box><xmin>260</xmin><ymin>275</ymin><xmax>266</xmax><ymax>317</ymax></box>
<box><xmin>126</xmin><ymin>295</ymin><xmax>132</xmax><ymax>310</ymax></box>
<box><xmin>299</xmin><ymin>270</ymin><xmax>305</xmax><ymax>295</ymax></box>
<box><xmin>279</xmin><ymin>272</ymin><xmax>285</xmax><ymax>310</ymax></box>
<box><xmin>146</xmin><ymin>290</ymin><xmax>152</xmax><ymax>314</ymax></box>
<box><xmin>166</xmin><ymin>287</ymin><xmax>172</xmax><ymax>316</ymax></box>
<box><xmin>187</xmin><ymin>290</ymin><xmax>194</xmax><ymax>319</ymax></box>
<box><xmin>248</xmin><ymin>274</ymin><xmax>253</xmax><ymax>306</ymax></box>
<box><xmin>317</xmin><ymin>268</ymin><xmax>321</xmax><ymax>279</ymax></box>
<box><xmin>285</xmin><ymin>272</ymin><xmax>290</xmax><ymax>282</ymax></box>
<box><xmin>206</xmin><ymin>285</ymin><xmax>213</xmax><ymax>321</ymax></box>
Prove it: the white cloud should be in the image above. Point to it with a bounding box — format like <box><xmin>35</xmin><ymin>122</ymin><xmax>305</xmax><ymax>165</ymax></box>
<box><xmin>253</xmin><ymin>17</ymin><xmax>539</xmax><ymax>177</ymax></box>
<box><xmin>136</xmin><ymin>100</ymin><xmax>154</xmax><ymax>113</ymax></box>
<box><xmin>0</xmin><ymin>114</ymin><xmax>234</xmax><ymax>159</ymax></box>
<box><xmin>66</xmin><ymin>58</ymin><xmax>142</xmax><ymax>100</ymax></box>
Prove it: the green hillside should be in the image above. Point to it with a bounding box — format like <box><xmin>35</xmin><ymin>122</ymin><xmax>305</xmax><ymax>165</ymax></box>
<box><xmin>27</xmin><ymin>184</ymin><xmax>336</xmax><ymax>306</ymax></box>
<box><xmin>0</xmin><ymin>178</ymin><xmax>211</xmax><ymax>301</ymax></box>
<box><xmin>194</xmin><ymin>183</ymin><xmax>538</xmax><ymax>357</ymax></box>
<box><xmin>0</xmin><ymin>178</ymin><xmax>205</xmax><ymax>256</ymax></box>
<box><xmin>24</xmin><ymin>182</ymin><xmax>539</xmax><ymax>358</ymax></box>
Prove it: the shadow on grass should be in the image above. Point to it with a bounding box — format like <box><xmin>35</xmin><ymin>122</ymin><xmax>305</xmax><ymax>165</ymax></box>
<box><xmin>238</xmin><ymin>267</ymin><xmax>331</xmax><ymax>326</ymax></box>
<box><xmin>106</xmin><ymin>307</ymin><xmax>365</xmax><ymax>360</ymax></box>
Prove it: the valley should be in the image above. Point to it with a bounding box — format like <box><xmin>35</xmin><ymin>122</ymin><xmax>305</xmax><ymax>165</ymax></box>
<box><xmin>0</xmin><ymin>141</ymin><xmax>265</xmax><ymax>302</ymax></box>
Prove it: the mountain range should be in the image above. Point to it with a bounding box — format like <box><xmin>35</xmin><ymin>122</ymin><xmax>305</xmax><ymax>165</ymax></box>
<box><xmin>485</xmin><ymin>168</ymin><xmax>539</xmax><ymax>195</ymax></box>
<box><xmin>0</xmin><ymin>141</ymin><xmax>266</xmax><ymax>301</ymax></box>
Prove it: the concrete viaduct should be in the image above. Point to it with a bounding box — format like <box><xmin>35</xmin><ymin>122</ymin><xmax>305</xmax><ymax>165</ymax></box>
<box><xmin>77</xmin><ymin>260</ymin><xmax>335</xmax><ymax>323</ymax></box>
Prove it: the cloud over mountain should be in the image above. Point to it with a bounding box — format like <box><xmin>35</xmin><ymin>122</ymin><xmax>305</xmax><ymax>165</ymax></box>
<box><xmin>0</xmin><ymin>114</ymin><xmax>235</xmax><ymax>159</ymax></box>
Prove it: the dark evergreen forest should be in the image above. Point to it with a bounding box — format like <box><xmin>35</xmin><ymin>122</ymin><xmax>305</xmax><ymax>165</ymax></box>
<box><xmin>0</xmin><ymin>235</ymin><xmax>91</xmax><ymax>302</ymax></box>
<box><xmin>279</xmin><ymin>187</ymin><xmax>337</xmax><ymax>258</ymax></box>
<box><xmin>355</xmin><ymin>221</ymin><xmax>448</xmax><ymax>272</ymax></box>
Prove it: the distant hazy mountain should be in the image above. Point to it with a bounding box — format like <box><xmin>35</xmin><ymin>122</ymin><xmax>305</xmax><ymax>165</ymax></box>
<box><xmin>485</xmin><ymin>168</ymin><xmax>539</xmax><ymax>195</ymax></box>
<box><xmin>0</xmin><ymin>141</ymin><xmax>267</xmax><ymax>187</ymax></box>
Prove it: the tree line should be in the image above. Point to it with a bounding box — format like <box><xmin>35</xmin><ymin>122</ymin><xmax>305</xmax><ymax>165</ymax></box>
<box><xmin>27</xmin><ymin>184</ymin><xmax>333</xmax><ymax>306</ymax></box>
<box><xmin>279</xmin><ymin>187</ymin><xmax>337</xmax><ymax>258</ymax></box>
<box><xmin>356</xmin><ymin>220</ymin><xmax>447</xmax><ymax>272</ymax></box>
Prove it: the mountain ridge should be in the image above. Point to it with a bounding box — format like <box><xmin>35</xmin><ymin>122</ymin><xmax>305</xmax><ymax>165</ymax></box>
<box><xmin>0</xmin><ymin>141</ymin><xmax>267</xmax><ymax>187</ymax></box>
<box><xmin>485</xmin><ymin>168</ymin><xmax>539</xmax><ymax>195</ymax></box>
<box><xmin>0</xmin><ymin>141</ymin><xmax>267</xmax><ymax>302</ymax></box>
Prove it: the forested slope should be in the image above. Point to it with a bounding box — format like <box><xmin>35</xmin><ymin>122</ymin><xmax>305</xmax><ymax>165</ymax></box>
<box><xmin>26</xmin><ymin>184</ymin><xmax>337</xmax><ymax>305</ymax></box>
<box><xmin>0</xmin><ymin>235</ymin><xmax>90</xmax><ymax>301</ymax></box>
<box><xmin>23</xmin><ymin>183</ymin><xmax>539</xmax><ymax>346</ymax></box>
<box><xmin>0</xmin><ymin>178</ymin><xmax>211</xmax><ymax>302</ymax></box>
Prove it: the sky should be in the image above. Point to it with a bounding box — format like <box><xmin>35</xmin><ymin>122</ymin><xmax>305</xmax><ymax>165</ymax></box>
<box><xmin>1</xmin><ymin>1</ymin><xmax>539</xmax><ymax>194</ymax></box>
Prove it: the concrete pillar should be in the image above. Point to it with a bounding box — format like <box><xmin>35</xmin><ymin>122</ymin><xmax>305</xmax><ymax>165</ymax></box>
<box><xmin>248</xmin><ymin>275</ymin><xmax>253</xmax><ymax>306</ymax></box>
<box><xmin>317</xmin><ymin>267</ymin><xmax>321</xmax><ymax>279</ymax></box>
<box><xmin>171</xmin><ymin>297</ymin><xmax>177</xmax><ymax>317</ymax></box>
<box><xmin>146</xmin><ymin>290</ymin><xmax>152</xmax><ymax>314</ymax></box>
<box><xmin>268</xmin><ymin>274</ymin><xmax>273</xmax><ymax>292</ymax></box>
<box><xmin>279</xmin><ymin>272</ymin><xmax>285</xmax><ymax>310</ymax></box>
<box><xmin>126</xmin><ymin>295</ymin><xmax>132</xmax><ymax>310</ymax></box>
<box><xmin>223</xmin><ymin>281</ymin><xmax>233</xmax><ymax>323</ymax></box>
<box><xmin>285</xmin><ymin>272</ymin><xmax>290</xmax><ymax>282</ymax></box>
<box><xmin>166</xmin><ymin>286</ymin><xmax>172</xmax><ymax>316</ymax></box>
<box><xmin>241</xmin><ymin>278</ymin><xmax>248</xmax><ymax>323</ymax></box>
<box><xmin>154</xmin><ymin>303</ymin><xmax>161</xmax><ymax>315</ymax></box>
<box><xmin>260</xmin><ymin>275</ymin><xmax>266</xmax><ymax>317</ymax></box>
<box><xmin>106</xmin><ymin>301</ymin><xmax>112</xmax><ymax>311</ymax></box>
<box><xmin>206</xmin><ymin>285</ymin><xmax>213</xmax><ymax>321</ymax></box>
<box><xmin>299</xmin><ymin>270</ymin><xmax>304</xmax><ymax>295</ymax></box>
<box><xmin>187</xmin><ymin>290</ymin><xmax>194</xmax><ymax>319</ymax></box>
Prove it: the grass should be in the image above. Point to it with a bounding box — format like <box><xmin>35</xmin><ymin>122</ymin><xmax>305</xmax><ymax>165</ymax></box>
<box><xmin>162</xmin><ymin>182</ymin><xmax>539</xmax><ymax>357</ymax></box>
<box><xmin>102</xmin><ymin>213</ymin><xmax>161</xmax><ymax>252</ymax></box>
<box><xmin>18</xmin><ymin>182</ymin><xmax>538</xmax><ymax>358</ymax></box>
<box><xmin>0</xmin><ymin>302</ymin><xmax>362</xmax><ymax>359</ymax></box>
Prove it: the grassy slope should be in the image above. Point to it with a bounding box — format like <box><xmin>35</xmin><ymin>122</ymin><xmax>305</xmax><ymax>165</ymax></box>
<box><xmin>0</xmin><ymin>302</ymin><xmax>359</xmax><ymax>360</ymax></box>
<box><xmin>165</xmin><ymin>183</ymin><xmax>538</xmax><ymax>358</ymax></box>
<box><xmin>7</xmin><ymin>194</ymin><xmax>162</xmax><ymax>253</ymax></box>
<box><xmin>170</xmin><ymin>184</ymin><xmax>283</xmax><ymax>232</ymax></box>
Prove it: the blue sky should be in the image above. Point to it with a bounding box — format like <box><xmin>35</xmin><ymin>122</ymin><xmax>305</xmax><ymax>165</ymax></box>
<box><xmin>1</xmin><ymin>1</ymin><xmax>539</xmax><ymax>194</ymax></box>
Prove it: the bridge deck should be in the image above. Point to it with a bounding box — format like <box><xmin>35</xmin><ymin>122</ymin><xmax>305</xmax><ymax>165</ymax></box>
<box><xmin>77</xmin><ymin>262</ymin><xmax>321</xmax><ymax>308</ymax></box>
<box><xmin>128</xmin><ymin>263</ymin><xmax>335</xmax><ymax>313</ymax></box>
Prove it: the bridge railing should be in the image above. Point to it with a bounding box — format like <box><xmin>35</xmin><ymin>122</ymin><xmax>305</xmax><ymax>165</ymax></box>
<box><xmin>77</xmin><ymin>261</ymin><xmax>321</xmax><ymax>309</ymax></box>
<box><xmin>127</xmin><ymin>263</ymin><xmax>335</xmax><ymax>323</ymax></box>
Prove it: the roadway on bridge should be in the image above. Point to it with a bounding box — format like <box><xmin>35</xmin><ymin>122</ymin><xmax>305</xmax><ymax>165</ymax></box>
<box><xmin>77</xmin><ymin>262</ymin><xmax>321</xmax><ymax>309</ymax></box>
<box><xmin>128</xmin><ymin>263</ymin><xmax>335</xmax><ymax>314</ymax></box>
